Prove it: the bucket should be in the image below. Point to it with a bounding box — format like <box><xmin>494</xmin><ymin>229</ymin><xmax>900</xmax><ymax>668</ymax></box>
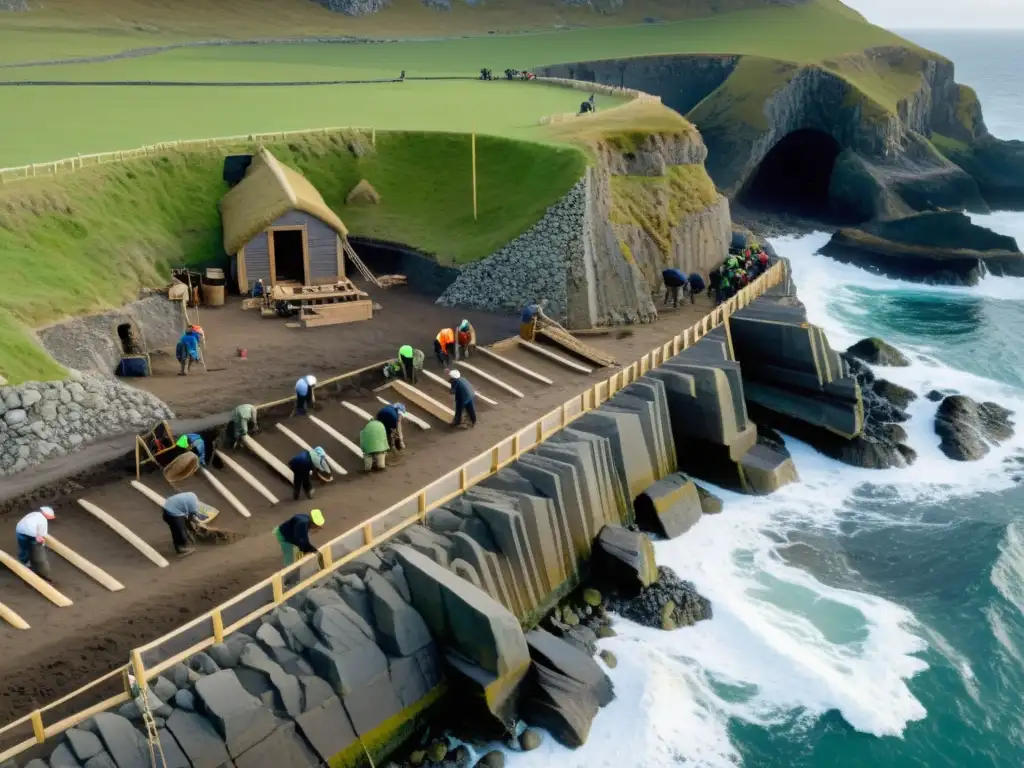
<box><xmin>205</xmin><ymin>267</ymin><xmax>225</xmax><ymax>281</ymax></box>
<box><xmin>203</xmin><ymin>283</ymin><xmax>225</xmax><ymax>307</ymax></box>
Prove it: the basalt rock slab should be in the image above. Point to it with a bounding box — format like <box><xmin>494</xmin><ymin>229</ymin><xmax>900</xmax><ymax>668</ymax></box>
<box><xmin>193</xmin><ymin>670</ymin><xmax>278</xmax><ymax>758</ymax></box>
<box><xmin>166</xmin><ymin>709</ymin><xmax>232</xmax><ymax>768</ymax></box>
<box><xmin>572</xmin><ymin>410</ymin><xmax>657</xmax><ymax>499</ymax></box>
<box><xmin>512</xmin><ymin>458</ymin><xmax>589</xmax><ymax>569</ymax></box>
<box><xmin>634</xmin><ymin>472</ymin><xmax>703</xmax><ymax>538</ymax></box>
<box><xmin>467</xmin><ymin>490</ymin><xmax>544</xmax><ymax>611</ymax></box>
<box><xmin>535</xmin><ymin>440</ymin><xmax>609</xmax><ymax>532</ymax></box>
<box><xmin>48</xmin><ymin>742</ymin><xmax>82</xmax><ymax>768</ymax></box>
<box><xmin>935</xmin><ymin>394</ymin><xmax>1016</xmax><ymax>461</ymax></box>
<box><xmin>695</xmin><ymin>483</ymin><xmax>723</xmax><ymax>514</ymax></box>
<box><xmin>233</xmin><ymin>721</ymin><xmax>318</xmax><ymax>768</ymax></box>
<box><xmin>593</xmin><ymin>525</ymin><xmax>657</xmax><ymax>594</ymax></box>
<box><xmin>366</xmin><ymin>569</ymin><xmax>433</xmax><ymax>656</ymax></box>
<box><xmin>295</xmin><ymin>694</ymin><xmax>359</xmax><ymax>765</ymax></box>
<box><xmin>237</xmin><ymin>642</ymin><xmax>304</xmax><ymax>719</ymax></box>
<box><xmin>846</xmin><ymin>337</ymin><xmax>910</xmax><ymax>367</ymax></box>
<box><xmin>553</xmin><ymin>428</ymin><xmax>628</xmax><ymax>517</ymax></box>
<box><xmin>66</xmin><ymin>727</ymin><xmax>104</xmax><ymax>762</ymax></box>
<box><xmin>601</xmin><ymin>393</ymin><xmax>667</xmax><ymax>480</ymax></box>
<box><xmin>156</xmin><ymin>728</ymin><xmax>190</xmax><ymax>768</ymax></box>
<box><xmin>83</xmin><ymin>756</ymin><xmax>117</xmax><ymax>768</ymax></box>
<box><xmin>520</xmin><ymin>662</ymin><xmax>599</xmax><ymax>749</ymax></box>
<box><xmin>525</xmin><ymin>630</ymin><xmax>614</xmax><ymax>708</ymax></box>
<box><xmin>92</xmin><ymin>713</ymin><xmax>151</xmax><ymax>768</ymax></box>
<box><xmin>738</xmin><ymin>444</ymin><xmax>799</xmax><ymax>495</ymax></box>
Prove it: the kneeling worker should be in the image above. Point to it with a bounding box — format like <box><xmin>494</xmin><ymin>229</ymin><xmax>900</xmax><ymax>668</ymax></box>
<box><xmin>376</xmin><ymin>402</ymin><xmax>408</xmax><ymax>452</ymax></box>
<box><xmin>175</xmin><ymin>432</ymin><xmax>207</xmax><ymax>467</ymax></box>
<box><xmin>360</xmin><ymin>417</ymin><xmax>390</xmax><ymax>471</ymax></box>
<box><xmin>273</xmin><ymin>509</ymin><xmax>325</xmax><ymax>567</ymax></box>
<box><xmin>176</xmin><ymin>327</ymin><xmax>202</xmax><ymax>376</ymax></box>
<box><xmin>662</xmin><ymin>268</ymin><xmax>687</xmax><ymax>308</ymax></box>
<box><xmin>288</xmin><ymin>446</ymin><xmax>332</xmax><ymax>501</ymax></box>
<box><xmin>398</xmin><ymin>345</ymin><xmax>423</xmax><ymax>384</ymax></box>
<box><xmin>229</xmin><ymin>403</ymin><xmax>259</xmax><ymax>449</ymax></box>
<box><xmin>449</xmin><ymin>369</ymin><xmax>477</xmax><ymax>428</ymax></box>
<box><xmin>294</xmin><ymin>374</ymin><xmax>317</xmax><ymax>416</ymax></box>
<box><xmin>434</xmin><ymin>327</ymin><xmax>456</xmax><ymax>368</ymax></box>
<box><xmin>455</xmin><ymin>320</ymin><xmax>476</xmax><ymax>361</ymax></box>
<box><xmin>15</xmin><ymin>506</ymin><xmax>55</xmax><ymax>582</ymax></box>
<box><xmin>162</xmin><ymin>491</ymin><xmax>211</xmax><ymax>557</ymax></box>
<box><xmin>686</xmin><ymin>272</ymin><xmax>705</xmax><ymax>304</ymax></box>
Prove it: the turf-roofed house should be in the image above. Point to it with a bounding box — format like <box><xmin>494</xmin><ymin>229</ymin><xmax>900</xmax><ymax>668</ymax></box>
<box><xmin>219</xmin><ymin>148</ymin><xmax>374</xmax><ymax>326</ymax></box>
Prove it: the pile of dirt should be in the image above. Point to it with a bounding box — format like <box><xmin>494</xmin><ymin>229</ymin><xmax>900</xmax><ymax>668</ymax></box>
<box><xmin>346</xmin><ymin>178</ymin><xmax>381</xmax><ymax>205</ymax></box>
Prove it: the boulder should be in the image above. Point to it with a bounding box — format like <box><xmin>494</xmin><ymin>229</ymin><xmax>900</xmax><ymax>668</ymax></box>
<box><xmin>695</xmin><ymin>484</ymin><xmax>723</xmax><ymax>514</ymax></box>
<box><xmin>304</xmin><ymin>586</ymin><xmax>346</xmax><ymax>613</ymax></box>
<box><xmin>193</xmin><ymin>670</ymin><xmax>278</xmax><ymax>758</ymax></box>
<box><xmin>156</xmin><ymin>728</ymin><xmax>190</xmax><ymax>768</ymax></box>
<box><xmin>83</xmin><ymin>756</ymin><xmax>117</xmax><ymax>768</ymax></box>
<box><xmin>633</xmin><ymin>473</ymin><xmax>703</xmax><ymax>538</ymax></box>
<box><xmin>298</xmin><ymin>675</ymin><xmax>336</xmax><ymax>713</ymax></box>
<box><xmin>166</xmin><ymin>709</ymin><xmax>232</xmax><ymax>768</ymax></box>
<box><xmin>525</xmin><ymin>629</ymin><xmax>614</xmax><ymax>707</ymax></box>
<box><xmin>845</xmin><ymin>337</ymin><xmax>910</xmax><ymax>367</ymax></box>
<box><xmin>92</xmin><ymin>712</ymin><xmax>150</xmax><ymax>768</ymax></box>
<box><xmin>172</xmin><ymin>689</ymin><xmax>195</xmax><ymax>711</ymax></box>
<box><xmin>872</xmin><ymin>379</ymin><xmax>917</xmax><ymax>410</ymax></box>
<box><xmin>935</xmin><ymin>394</ymin><xmax>1016</xmax><ymax>461</ymax></box>
<box><xmin>255</xmin><ymin>622</ymin><xmax>287</xmax><ymax>651</ymax></box>
<box><xmin>273</xmin><ymin>606</ymin><xmax>319</xmax><ymax>652</ymax></box>
<box><xmin>66</xmin><ymin>728</ymin><xmax>104</xmax><ymax>762</ymax></box>
<box><xmin>593</xmin><ymin>525</ymin><xmax>657</xmax><ymax>594</ymax></box>
<box><xmin>365</xmin><ymin>570</ymin><xmax>433</xmax><ymax>656</ymax></box>
<box><xmin>295</xmin><ymin>695</ymin><xmax>359</xmax><ymax>764</ymax></box>
<box><xmin>521</xmin><ymin>663</ymin><xmax>599</xmax><ymax>748</ymax></box>
<box><xmin>519</xmin><ymin>728</ymin><xmax>543</xmax><ymax>751</ymax></box>
<box><xmin>233</xmin><ymin>721</ymin><xmax>319</xmax><ymax>768</ymax></box>
<box><xmin>610</xmin><ymin>566</ymin><xmax>712</xmax><ymax>630</ymax></box>
<box><xmin>151</xmin><ymin>677</ymin><xmax>177</xmax><ymax>704</ymax></box>
<box><xmin>478</xmin><ymin>750</ymin><xmax>506</xmax><ymax>768</ymax></box>
<box><xmin>237</xmin><ymin>642</ymin><xmax>304</xmax><ymax>719</ymax></box>
<box><xmin>48</xmin><ymin>742</ymin><xmax>82</xmax><ymax>768</ymax></box>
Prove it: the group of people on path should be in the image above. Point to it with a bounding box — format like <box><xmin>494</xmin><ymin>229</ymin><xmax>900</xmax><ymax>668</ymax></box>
<box><xmin>709</xmin><ymin>243</ymin><xmax>770</xmax><ymax>305</ymax></box>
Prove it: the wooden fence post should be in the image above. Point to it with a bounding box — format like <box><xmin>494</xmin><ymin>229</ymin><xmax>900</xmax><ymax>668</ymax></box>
<box><xmin>471</xmin><ymin>128</ymin><xmax>478</xmax><ymax>222</ymax></box>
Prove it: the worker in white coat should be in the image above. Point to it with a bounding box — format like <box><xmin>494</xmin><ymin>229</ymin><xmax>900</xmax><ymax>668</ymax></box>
<box><xmin>15</xmin><ymin>506</ymin><xmax>55</xmax><ymax>581</ymax></box>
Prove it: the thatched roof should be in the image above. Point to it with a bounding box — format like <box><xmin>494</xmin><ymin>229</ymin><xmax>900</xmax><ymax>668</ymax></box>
<box><xmin>219</xmin><ymin>148</ymin><xmax>348</xmax><ymax>255</ymax></box>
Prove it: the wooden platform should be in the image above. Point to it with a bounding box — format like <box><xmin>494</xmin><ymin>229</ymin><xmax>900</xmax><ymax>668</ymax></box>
<box><xmin>299</xmin><ymin>300</ymin><xmax>374</xmax><ymax>328</ymax></box>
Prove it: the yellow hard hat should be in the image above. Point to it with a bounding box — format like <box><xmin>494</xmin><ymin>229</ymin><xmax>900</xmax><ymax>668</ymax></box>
<box><xmin>310</xmin><ymin>509</ymin><xmax>325</xmax><ymax>527</ymax></box>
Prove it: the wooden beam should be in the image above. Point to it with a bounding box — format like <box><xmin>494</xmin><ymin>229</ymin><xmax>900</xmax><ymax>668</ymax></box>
<box><xmin>274</xmin><ymin>423</ymin><xmax>348</xmax><ymax>476</ymax></box>
<box><xmin>476</xmin><ymin>346</ymin><xmax>554</xmax><ymax>385</ymax></box>
<box><xmin>76</xmin><ymin>499</ymin><xmax>169</xmax><ymax>568</ymax></box>
<box><xmin>217</xmin><ymin>452</ymin><xmax>280</xmax><ymax>504</ymax></box>
<box><xmin>341</xmin><ymin>400</ymin><xmax>373</xmax><ymax>421</ymax></box>
<box><xmin>242</xmin><ymin>435</ymin><xmax>294</xmax><ymax>484</ymax></box>
<box><xmin>46</xmin><ymin>536</ymin><xmax>125</xmax><ymax>592</ymax></box>
<box><xmin>0</xmin><ymin>549</ymin><xmax>73</xmax><ymax>607</ymax></box>
<box><xmin>455</xmin><ymin>361</ymin><xmax>524</xmax><ymax>398</ymax></box>
<box><xmin>307</xmin><ymin>415</ymin><xmax>363</xmax><ymax>459</ymax></box>
<box><xmin>421</xmin><ymin>368</ymin><xmax>499</xmax><ymax>406</ymax></box>
<box><xmin>0</xmin><ymin>602</ymin><xmax>28</xmax><ymax>630</ymax></box>
<box><xmin>200</xmin><ymin>468</ymin><xmax>253</xmax><ymax>518</ymax></box>
<box><xmin>517</xmin><ymin>338</ymin><xmax>593</xmax><ymax>374</ymax></box>
<box><xmin>130</xmin><ymin>480</ymin><xmax>167</xmax><ymax>509</ymax></box>
<box><xmin>391</xmin><ymin>380</ymin><xmax>455</xmax><ymax>422</ymax></box>
<box><xmin>373</xmin><ymin>396</ymin><xmax>431</xmax><ymax>430</ymax></box>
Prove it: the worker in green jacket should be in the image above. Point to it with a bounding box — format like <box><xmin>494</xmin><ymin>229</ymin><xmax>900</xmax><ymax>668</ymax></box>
<box><xmin>228</xmin><ymin>404</ymin><xmax>259</xmax><ymax>449</ymax></box>
<box><xmin>398</xmin><ymin>344</ymin><xmax>423</xmax><ymax>384</ymax></box>
<box><xmin>360</xmin><ymin>418</ymin><xmax>389</xmax><ymax>472</ymax></box>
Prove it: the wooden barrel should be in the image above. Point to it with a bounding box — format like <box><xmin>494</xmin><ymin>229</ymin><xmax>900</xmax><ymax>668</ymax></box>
<box><xmin>205</xmin><ymin>267</ymin><xmax>225</xmax><ymax>283</ymax></box>
<box><xmin>203</xmin><ymin>283</ymin><xmax>226</xmax><ymax>307</ymax></box>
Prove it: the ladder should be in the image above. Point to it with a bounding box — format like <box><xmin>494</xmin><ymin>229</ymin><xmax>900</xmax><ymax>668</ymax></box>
<box><xmin>342</xmin><ymin>239</ymin><xmax>382</xmax><ymax>288</ymax></box>
<box><xmin>129</xmin><ymin>673</ymin><xmax>167</xmax><ymax>768</ymax></box>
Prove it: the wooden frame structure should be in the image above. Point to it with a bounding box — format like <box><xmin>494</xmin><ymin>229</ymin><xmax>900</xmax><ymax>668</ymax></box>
<box><xmin>0</xmin><ymin>264</ymin><xmax>786</xmax><ymax>766</ymax></box>
<box><xmin>134</xmin><ymin>420</ymin><xmax>180</xmax><ymax>479</ymax></box>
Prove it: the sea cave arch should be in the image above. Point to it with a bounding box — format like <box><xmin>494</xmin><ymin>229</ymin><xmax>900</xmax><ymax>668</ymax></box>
<box><xmin>739</xmin><ymin>128</ymin><xmax>848</xmax><ymax>221</ymax></box>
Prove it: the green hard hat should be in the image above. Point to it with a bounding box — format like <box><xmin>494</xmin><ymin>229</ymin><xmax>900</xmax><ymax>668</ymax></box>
<box><xmin>399</xmin><ymin>345</ymin><xmax>413</xmax><ymax>358</ymax></box>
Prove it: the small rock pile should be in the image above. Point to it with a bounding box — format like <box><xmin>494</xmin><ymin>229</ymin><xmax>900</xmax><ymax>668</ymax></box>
<box><xmin>609</xmin><ymin>566</ymin><xmax>712</xmax><ymax>630</ymax></box>
<box><xmin>0</xmin><ymin>373</ymin><xmax>174</xmax><ymax>475</ymax></box>
<box><xmin>437</xmin><ymin>179</ymin><xmax>586</xmax><ymax>320</ymax></box>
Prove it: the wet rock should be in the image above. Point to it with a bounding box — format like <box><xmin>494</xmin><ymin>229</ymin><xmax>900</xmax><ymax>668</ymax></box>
<box><xmin>582</xmin><ymin>588</ymin><xmax>602</xmax><ymax>607</ymax></box>
<box><xmin>634</xmin><ymin>472</ymin><xmax>703</xmax><ymax>539</ymax></box>
<box><xmin>610</xmin><ymin>566</ymin><xmax>711</xmax><ymax>630</ymax></box>
<box><xmin>593</xmin><ymin>525</ymin><xmax>657</xmax><ymax>594</ymax></box>
<box><xmin>521</xmin><ymin>663</ymin><xmax>599</xmax><ymax>748</ymax></box>
<box><xmin>597</xmin><ymin>625</ymin><xmax>617</xmax><ymax>639</ymax></box>
<box><xmin>187</xmin><ymin>652</ymin><xmax>221</xmax><ymax>677</ymax></box>
<box><xmin>935</xmin><ymin>394</ymin><xmax>1016</xmax><ymax>461</ymax></box>
<box><xmin>926</xmin><ymin>388</ymin><xmax>954</xmax><ymax>402</ymax></box>
<box><xmin>172</xmin><ymin>689</ymin><xmax>194</xmax><ymax>711</ymax></box>
<box><xmin>873</xmin><ymin>379</ymin><xmax>917</xmax><ymax>410</ymax></box>
<box><xmin>695</xmin><ymin>484</ymin><xmax>723</xmax><ymax>514</ymax></box>
<box><xmin>445</xmin><ymin>744</ymin><xmax>472</xmax><ymax>767</ymax></box>
<box><xmin>519</xmin><ymin>728</ymin><xmax>543</xmax><ymax>751</ymax></box>
<box><xmin>845</xmin><ymin>337</ymin><xmax>910</xmax><ymax>367</ymax></box>
<box><xmin>427</xmin><ymin>740</ymin><xmax>448</xmax><ymax>762</ymax></box>
<box><xmin>526</xmin><ymin>629</ymin><xmax>614</xmax><ymax>707</ymax></box>
<box><xmin>478</xmin><ymin>749</ymin><xmax>506</xmax><ymax>768</ymax></box>
<box><xmin>598</xmin><ymin>650</ymin><xmax>618</xmax><ymax>668</ymax></box>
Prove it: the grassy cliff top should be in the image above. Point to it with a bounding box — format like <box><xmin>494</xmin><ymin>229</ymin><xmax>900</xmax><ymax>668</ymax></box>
<box><xmin>546</xmin><ymin>100</ymin><xmax>698</xmax><ymax>148</ymax></box>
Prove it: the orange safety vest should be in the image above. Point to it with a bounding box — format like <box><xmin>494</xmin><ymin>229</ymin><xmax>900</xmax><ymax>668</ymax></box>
<box><xmin>436</xmin><ymin>328</ymin><xmax>455</xmax><ymax>347</ymax></box>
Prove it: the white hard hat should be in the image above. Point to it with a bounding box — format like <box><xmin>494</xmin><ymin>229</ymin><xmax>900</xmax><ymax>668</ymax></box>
<box><xmin>448</xmin><ymin>369</ymin><xmax>461</xmax><ymax>380</ymax></box>
<box><xmin>306</xmin><ymin>375</ymin><xmax>318</xmax><ymax>386</ymax></box>
<box><xmin>40</xmin><ymin>506</ymin><xmax>55</xmax><ymax>519</ymax></box>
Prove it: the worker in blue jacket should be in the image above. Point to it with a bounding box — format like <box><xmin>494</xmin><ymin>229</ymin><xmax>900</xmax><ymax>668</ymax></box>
<box><xmin>376</xmin><ymin>402</ymin><xmax>408</xmax><ymax>451</ymax></box>
<box><xmin>175</xmin><ymin>432</ymin><xmax>207</xmax><ymax>467</ymax></box>
<box><xmin>662</xmin><ymin>268</ymin><xmax>687</xmax><ymax>308</ymax></box>
<box><xmin>288</xmin><ymin>446</ymin><xmax>332</xmax><ymax>501</ymax></box>
<box><xmin>175</xmin><ymin>328</ymin><xmax>202</xmax><ymax>376</ymax></box>
<box><xmin>448</xmin><ymin>369</ymin><xmax>477</xmax><ymax>428</ymax></box>
<box><xmin>273</xmin><ymin>509</ymin><xmax>325</xmax><ymax>566</ymax></box>
<box><xmin>686</xmin><ymin>272</ymin><xmax>706</xmax><ymax>304</ymax></box>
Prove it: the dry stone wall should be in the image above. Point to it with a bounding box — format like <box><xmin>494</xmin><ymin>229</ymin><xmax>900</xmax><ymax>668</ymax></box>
<box><xmin>0</xmin><ymin>373</ymin><xmax>174</xmax><ymax>476</ymax></box>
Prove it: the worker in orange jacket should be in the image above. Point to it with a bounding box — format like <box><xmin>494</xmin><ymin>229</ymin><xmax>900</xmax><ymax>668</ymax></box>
<box><xmin>434</xmin><ymin>327</ymin><xmax>455</xmax><ymax>368</ymax></box>
<box><xmin>455</xmin><ymin>320</ymin><xmax>476</xmax><ymax>361</ymax></box>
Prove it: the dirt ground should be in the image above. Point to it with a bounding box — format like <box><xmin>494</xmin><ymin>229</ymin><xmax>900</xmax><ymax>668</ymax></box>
<box><xmin>0</xmin><ymin>288</ymin><xmax>713</xmax><ymax>733</ymax></box>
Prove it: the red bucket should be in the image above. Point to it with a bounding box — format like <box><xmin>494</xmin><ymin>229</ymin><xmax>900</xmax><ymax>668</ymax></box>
<box><xmin>237</xmin><ymin>348</ymin><xmax>248</xmax><ymax>360</ymax></box>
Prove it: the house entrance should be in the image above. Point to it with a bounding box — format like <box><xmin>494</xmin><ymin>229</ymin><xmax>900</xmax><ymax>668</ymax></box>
<box><xmin>272</xmin><ymin>229</ymin><xmax>306</xmax><ymax>283</ymax></box>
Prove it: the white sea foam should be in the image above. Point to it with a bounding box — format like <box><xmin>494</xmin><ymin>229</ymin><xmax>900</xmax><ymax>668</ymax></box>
<box><xmin>496</xmin><ymin>230</ymin><xmax>1024</xmax><ymax>767</ymax></box>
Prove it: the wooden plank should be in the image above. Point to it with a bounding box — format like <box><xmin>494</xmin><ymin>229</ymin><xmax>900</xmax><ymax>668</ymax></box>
<box><xmin>0</xmin><ymin>549</ymin><xmax>73</xmax><ymax>607</ymax></box>
<box><xmin>374</xmin><ymin>396</ymin><xmax>431</xmax><ymax>430</ymax></box>
<box><xmin>274</xmin><ymin>423</ymin><xmax>348</xmax><ymax>476</ymax></box>
<box><xmin>456</xmin><ymin>361</ymin><xmax>525</xmax><ymax>398</ymax></box>
<box><xmin>421</xmin><ymin>368</ymin><xmax>499</xmax><ymax>406</ymax></box>
<box><xmin>391</xmin><ymin>380</ymin><xmax>455</xmax><ymax>422</ymax></box>
<box><xmin>200</xmin><ymin>468</ymin><xmax>253</xmax><ymax>518</ymax></box>
<box><xmin>242</xmin><ymin>435</ymin><xmax>294</xmax><ymax>483</ymax></box>
<box><xmin>217</xmin><ymin>452</ymin><xmax>280</xmax><ymax>505</ymax></box>
<box><xmin>130</xmin><ymin>479</ymin><xmax>167</xmax><ymax>509</ymax></box>
<box><xmin>341</xmin><ymin>400</ymin><xmax>373</xmax><ymax>421</ymax></box>
<box><xmin>76</xmin><ymin>499</ymin><xmax>169</xmax><ymax>568</ymax></box>
<box><xmin>518</xmin><ymin>338</ymin><xmax>593</xmax><ymax>374</ymax></box>
<box><xmin>476</xmin><ymin>346</ymin><xmax>554</xmax><ymax>385</ymax></box>
<box><xmin>0</xmin><ymin>602</ymin><xmax>28</xmax><ymax>630</ymax></box>
<box><xmin>46</xmin><ymin>536</ymin><xmax>125</xmax><ymax>592</ymax></box>
<box><xmin>299</xmin><ymin>301</ymin><xmax>373</xmax><ymax>328</ymax></box>
<box><xmin>307</xmin><ymin>415</ymin><xmax>364</xmax><ymax>459</ymax></box>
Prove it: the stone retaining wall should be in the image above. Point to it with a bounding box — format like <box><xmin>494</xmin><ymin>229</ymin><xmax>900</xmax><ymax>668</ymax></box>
<box><xmin>0</xmin><ymin>373</ymin><xmax>174</xmax><ymax>476</ymax></box>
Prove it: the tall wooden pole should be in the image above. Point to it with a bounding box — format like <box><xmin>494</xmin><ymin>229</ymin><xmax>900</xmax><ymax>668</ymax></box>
<box><xmin>471</xmin><ymin>127</ymin><xmax>478</xmax><ymax>221</ymax></box>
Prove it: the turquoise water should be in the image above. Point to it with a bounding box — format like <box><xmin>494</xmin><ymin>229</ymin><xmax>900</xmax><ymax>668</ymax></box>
<box><xmin>481</xmin><ymin>30</ymin><xmax>1024</xmax><ymax>768</ymax></box>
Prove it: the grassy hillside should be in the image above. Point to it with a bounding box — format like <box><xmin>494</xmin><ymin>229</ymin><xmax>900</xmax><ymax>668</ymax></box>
<box><xmin>0</xmin><ymin>131</ymin><xmax>585</xmax><ymax>383</ymax></box>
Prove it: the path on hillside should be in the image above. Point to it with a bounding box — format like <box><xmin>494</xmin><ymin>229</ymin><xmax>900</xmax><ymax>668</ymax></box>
<box><xmin>0</xmin><ymin>298</ymin><xmax>709</xmax><ymax>731</ymax></box>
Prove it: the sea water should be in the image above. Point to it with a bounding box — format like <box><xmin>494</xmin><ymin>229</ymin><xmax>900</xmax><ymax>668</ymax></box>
<box><xmin>476</xmin><ymin>30</ymin><xmax>1024</xmax><ymax>768</ymax></box>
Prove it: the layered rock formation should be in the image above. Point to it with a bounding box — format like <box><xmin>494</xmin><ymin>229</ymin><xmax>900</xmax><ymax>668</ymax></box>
<box><xmin>439</xmin><ymin>116</ymin><xmax>731</xmax><ymax>327</ymax></box>
<box><xmin>0</xmin><ymin>373</ymin><xmax>173</xmax><ymax>475</ymax></box>
<box><xmin>539</xmin><ymin>48</ymin><xmax>1024</xmax><ymax>220</ymax></box>
<box><xmin>821</xmin><ymin>211</ymin><xmax>1024</xmax><ymax>285</ymax></box>
<box><xmin>934</xmin><ymin>394</ymin><xmax>1015</xmax><ymax>461</ymax></box>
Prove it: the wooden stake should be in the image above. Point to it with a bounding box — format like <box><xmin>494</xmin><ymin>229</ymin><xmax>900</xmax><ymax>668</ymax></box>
<box><xmin>471</xmin><ymin>127</ymin><xmax>478</xmax><ymax>222</ymax></box>
<box><xmin>307</xmin><ymin>415</ymin><xmax>363</xmax><ymax>459</ymax></box>
<box><xmin>448</xmin><ymin>361</ymin><xmax>523</xmax><ymax>398</ymax></box>
<box><xmin>217</xmin><ymin>452</ymin><xmax>280</xmax><ymax>505</ymax></box>
<box><xmin>200</xmin><ymin>468</ymin><xmax>253</xmax><ymax>517</ymax></box>
<box><xmin>76</xmin><ymin>499</ymin><xmax>169</xmax><ymax>568</ymax></box>
<box><xmin>0</xmin><ymin>601</ymin><xmax>29</xmax><ymax>630</ymax></box>
<box><xmin>242</xmin><ymin>435</ymin><xmax>294</xmax><ymax>484</ymax></box>
<box><xmin>274</xmin><ymin>423</ymin><xmax>348</xmax><ymax>476</ymax></box>
<box><xmin>46</xmin><ymin>536</ymin><xmax>125</xmax><ymax>592</ymax></box>
<box><xmin>517</xmin><ymin>338</ymin><xmax>593</xmax><ymax>374</ymax></box>
<box><xmin>476</xmin><ymin>346</ymin><xmax>554</xmax><ymax>385</ymax></box>
<box><xmin>0</xmin><ymin>549</ymin><xmax>73</xmax><ymax>607</ymax></box>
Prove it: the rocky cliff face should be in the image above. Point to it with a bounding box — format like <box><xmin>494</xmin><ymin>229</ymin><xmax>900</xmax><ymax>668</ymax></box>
<box><xmin>540</xmin><ymin>49</ymin><xmax>1015</xmax><ymax>220</ymax></box>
